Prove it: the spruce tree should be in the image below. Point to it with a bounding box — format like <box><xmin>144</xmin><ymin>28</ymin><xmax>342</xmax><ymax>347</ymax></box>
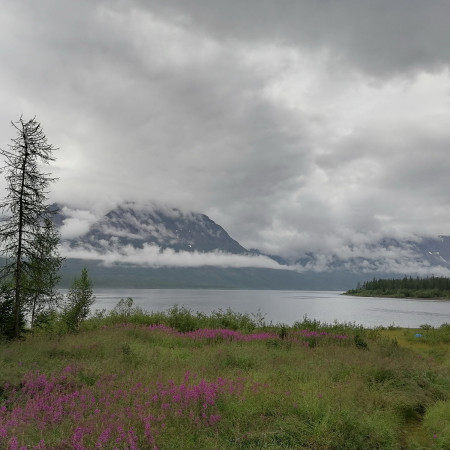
<box><xmin>0</xmin><ymin>117</ymin><xmax>61</xmax><ymax>338</ymax></box>
<box><xmin>27</xmin><ymin>218</ymin><xmax>64</xmax><ymax>328</ymax></box>
<box><xmin>63</xmin><ymin>267</ymin><xmax>95</xmax><ymax>331</ymax></box>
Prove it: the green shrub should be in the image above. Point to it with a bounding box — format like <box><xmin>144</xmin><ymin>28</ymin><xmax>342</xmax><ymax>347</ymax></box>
<box><xmin>62</xmin><ymin>267</ymin><xmax>95</xmax><ymax>332</ymax></box>
<box><xmin>354</xmin><ymin>334</ymin><xmax>369</xmax><ymax>350</ymax></box>
<box><xmin>0</xmin><ymin>289</ymin><xmax>18</xmax><ymax>341</ymax></box>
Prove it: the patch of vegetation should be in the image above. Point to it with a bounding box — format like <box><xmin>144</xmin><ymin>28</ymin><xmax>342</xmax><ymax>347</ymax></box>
<box><xmin>345</xmin><ymin>275</ymin><xmax>450</xmax><ymax>299</ymax></box>
<box><xmin>0</xmin><ymin>302</ymin><xmax>449</xmax><ymax>448</ymax></box>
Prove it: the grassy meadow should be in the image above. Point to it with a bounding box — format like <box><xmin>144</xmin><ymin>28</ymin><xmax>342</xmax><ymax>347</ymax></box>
<box><xmin>0</xmin><ymin>303</ymin><xmax>449</xmax><ymax>449</ymax></box>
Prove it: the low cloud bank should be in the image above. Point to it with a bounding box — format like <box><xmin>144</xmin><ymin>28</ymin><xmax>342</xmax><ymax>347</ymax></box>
<box><xmin>60</xmin><ymin>240</ymin><xmax>450</xmax><ymax>278</ymax></box>
<box><xmin>59</xmin><ymin>207</ymin><xmax>100</xmax><ymax>239</ymax></box>
<box><xmin>292</xmin><ymin>241</ymin><xmax>450</xmax><ymax>277</ymax></box>
<box><xmin>60</xmin><ymin>242</ymin><xmax>288</xmax><ymax>270</ymax></box>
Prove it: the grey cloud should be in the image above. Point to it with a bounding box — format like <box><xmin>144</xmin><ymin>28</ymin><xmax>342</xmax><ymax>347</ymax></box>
<box><xmin>60</xmin><ymin>241</ymin><xmax>287</xmax><ymax>270</ymax></box>
<box><xmin>1</xmin><ymin>0</ymin><xmax>450</xmax><ymax>274</ymax></box>
<box><xmin>59</xmin><ymin>208</ymin><xmax>100</xmax><ymax>239</ymax></box>
<box><xmin>137</xmin><ymin>0</ymin><xmax>450</xmax><ymax>77</ymax></box>
<box><xmin>294</xmin><ymin>240</ymin><xmax>450</xmax><ymax>277</ymax></box>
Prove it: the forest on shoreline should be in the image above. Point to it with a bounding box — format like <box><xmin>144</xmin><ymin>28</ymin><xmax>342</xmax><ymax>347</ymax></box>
<box><xmin>345</xmin><ymin>275</ymin><xmax>450</xmax><ymax>299</ymax></box>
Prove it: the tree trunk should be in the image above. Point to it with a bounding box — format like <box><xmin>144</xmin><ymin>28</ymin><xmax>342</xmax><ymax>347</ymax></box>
<box><xmin>13</xmin><ymin>130</ymin><xmax>29</xmax><ymax>338</ymax></box>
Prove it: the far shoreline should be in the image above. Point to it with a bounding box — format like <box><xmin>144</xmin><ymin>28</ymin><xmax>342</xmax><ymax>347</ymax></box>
<box><xmin>344</xmin><ymin>291</ymin><xmax>450</xmax><ymax>301</ymax></box>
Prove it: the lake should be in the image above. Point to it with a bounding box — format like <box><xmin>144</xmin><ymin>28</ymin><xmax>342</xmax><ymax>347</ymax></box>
<box><xmin>80</xmin><ymin>289</ymin><xmax>450</xmax><ymax>328</ymax></box>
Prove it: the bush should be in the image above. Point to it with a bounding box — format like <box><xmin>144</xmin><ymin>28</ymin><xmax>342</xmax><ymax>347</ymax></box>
<box><xmin>62</xmin><ymin>268</ymin><xmax>95</xmax><ymax>332</ymax></box>
<box><xmin>0</xmin><ymin>285</ymin><xmax>25</xmax><ymax>340</ymax></box>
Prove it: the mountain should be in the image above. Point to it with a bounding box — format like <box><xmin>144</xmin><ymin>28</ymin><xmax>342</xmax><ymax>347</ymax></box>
<box><xmin>55</xmin><ymin>202</ymin><xmax>450</xmax><ymax>290</ymax></box>
<box><xmin>57</xmin><ymin>203</ymin><xmax>313</xmax><ymax>289</ymax></box>
<box><xmin>416</xmin><ymin>235</ymin><xmax>450</xmax><ymax>267</ymax></box>
<box><xmin>63</xmin><ymin>202</ymin><xmax>249</xmax><ymax>255</ymax></box>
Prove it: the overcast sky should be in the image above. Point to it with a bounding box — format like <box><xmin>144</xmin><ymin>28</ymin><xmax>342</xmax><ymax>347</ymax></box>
<box><xmin>1</xmin><ymin>0</ymin><xmax>450</xmax><ymax>263</ymax></box>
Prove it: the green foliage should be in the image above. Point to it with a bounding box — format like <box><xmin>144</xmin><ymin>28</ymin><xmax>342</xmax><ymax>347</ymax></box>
<box><xmin>213</xmin><ymin>307</ymin><xmax>259</xmax><ymax>331</ymax></box>
<box><xmin>62</xmin><ymin>267</ymin><xmax>95</xmax><ymax>332</ymax></box>
<box><xmin>0</xmin><ymin>284</ymin><xmax>25</xmax><ymax>341</ymax></box>
<box><xmin>407</xmin><ymin>323</ymin><xmax>450</xmax><ymax>346</ymax></box>
<box><xmin>83</xmin><ymin>303</ymin><xmax>263</xmax><ymax>333</ymax></box>
<box><xmin>292</xmin><ymin>314</ymin><xmax>368</xmax><ymax>339</ymax></box>
<box><xmin>278</xmin><ymin>325</ymin><xmax>288</xmax><ymax>340</ymax></box>
<box><xmin>111</xmin><ymin>297</ymin><xmax>143</xmax><ymax>317</ymax></box>
<box><xmin>346</xmin><ymin>275</ymin><xmax>450</xmax><ymax>299</ymax></box>
<box><xmin>354</xmin><ymin>334</ymin><xmax>369</xmax><ymax>350</ymax></box>
<box><xmin>165</xmin><ymin>304</ymin><xmax>200</xmax><ymax>332</ymax></box>
<box><xmin>0</xmin><ymin>117</ymin><xmax>61</xmax><ymax>338</ymax></box>
<box><xmin>292</xmin><ymin>314</ymin><xmax>322</xmax><ymax>331</ymax></box>
<box><xmin>221</xmin><ymin>351</ymin><xmax>256</xmax><ymax>371</ymax></box>
<box><xmin>26</xmin><ymin>218</ymin><xmax>64</xmax><ymax>328</ymax></box>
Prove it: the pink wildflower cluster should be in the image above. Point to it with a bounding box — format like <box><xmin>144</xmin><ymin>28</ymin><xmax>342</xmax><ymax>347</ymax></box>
<box><xmin>107</xmin><ymin>323</ymin><xmax>348</xmax><ymax>345</ymax></box>
<box><xmin>183</xmin><ymin>328</ymin><xmax>277</xmax><ymax>341</ymax></box>
<box><xmin>148</xmin><ymin>324</ymin><xmax>349</xmax><ymax>343</ymax></box>
<box><xmin>0</xmin><ymin>367</ymin><xmax>253</xmax><ymax>449</ymax></box>
<box><xmin>291</xmin><ymin>330</ymin><xmax>348</xmax><ymax>340</ymax></box>
<box><xmin>146</xmin><ymin>324</ymin><xmax>277</xmax><ymax>341</ymax></box>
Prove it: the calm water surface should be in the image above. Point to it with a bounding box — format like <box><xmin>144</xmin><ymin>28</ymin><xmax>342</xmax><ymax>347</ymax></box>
<box><xmin>83</xmin><ymin>289</ymin><xmax>450</xmax><ymax>328</ymax></box>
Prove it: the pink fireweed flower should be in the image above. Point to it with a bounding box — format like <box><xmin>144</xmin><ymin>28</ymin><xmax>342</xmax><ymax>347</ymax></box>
<box><xmin>291</xmin><ymin>330</ymin><xmax>348</xmax><ymax>340</ymax></box>
<box><xmin>141</xmin><ymin>323</ymin><xmax>349</xmax><ymax>343</ymax></box>
<box><xmin>184</xmin><ymin>328</ymin><xmax>278</xmax><ymax>342</ymax></box>
<box><xmin>8</xmin><ymin>436</ymin><xmax>18</xmax><ymax>450</ymax></box>
<box><xmin>72</xmin><ymin>426</ymin><xmax>91</xmax><ymax>449</ymax></box>
<box><xmin>127</xmin><ymin>428</ymin><xmax>139</xmax><ymax>450</ymax></box>
<box><xmin>144</xmin><ymin>421</ymin><xmax>154</xmax><ymax>441</ymax></box>
<box><xmin>209</xmin><ymin>414</ymin><xmax>222</xmax><ymax>425</ymax></box>
<box><xmin>96</xmin><ymin>427</ymin><xmax>112</xmax><ymax>447</ymax></box>
<box><xmin>0</xmin><ymin>366</ymin><xmax>268</xmax><ymax>448</ymax></box>
<box><xmin>115</xmin><ymin>424</ymin><xmax>127</xmax><ymax>444</ymax></box>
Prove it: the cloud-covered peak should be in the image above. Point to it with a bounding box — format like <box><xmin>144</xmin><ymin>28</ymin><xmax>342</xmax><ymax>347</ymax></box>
<box><xmin>58</xmin><ymin>201</ymin><xmax>262</xmax><ymax>260</ymax></box>
<box><xmin>58</xmin><ymin>201</ymin><xmax>289</xmax><ymax>270</ymax></box>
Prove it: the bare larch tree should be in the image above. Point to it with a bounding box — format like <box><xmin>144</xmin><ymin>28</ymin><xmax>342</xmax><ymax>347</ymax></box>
<box><xmin>0</xmin><ymin>117</ymin><xmax>61</xmax><ymax>338</ymax></box>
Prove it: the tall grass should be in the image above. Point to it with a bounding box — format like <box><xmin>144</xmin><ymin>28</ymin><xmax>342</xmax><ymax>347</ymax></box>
<box><xmin>1</xmin><ymin>300</ymin><xmax>449</xmax><ymax>449</ymax></box>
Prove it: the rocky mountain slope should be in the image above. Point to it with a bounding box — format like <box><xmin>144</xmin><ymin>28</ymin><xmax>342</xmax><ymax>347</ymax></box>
<box><xmin>60</xmin><ymin>202</ymin><xmax>249</xmax><ymax>255</ymax></box>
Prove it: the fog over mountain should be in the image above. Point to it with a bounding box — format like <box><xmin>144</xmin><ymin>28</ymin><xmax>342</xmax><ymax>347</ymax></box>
<box><xmin>58</xmin><ymin>203</ymin><xmax>284</xmax><ymax>271</ymax></box>
<box><xmin>56</xmin><ymin>202</ymin><xmax>450</xmax><ymax>289</ymax></box>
